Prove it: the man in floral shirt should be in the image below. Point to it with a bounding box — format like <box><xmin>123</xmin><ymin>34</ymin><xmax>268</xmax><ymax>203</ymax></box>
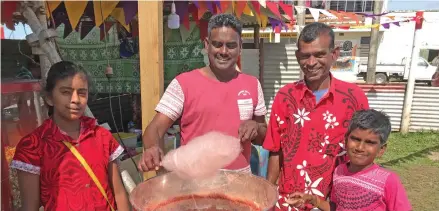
<box><xmin>263</xmin><ymin>22</ymin><xmax>369</xmax><ymax>211</ymax></box>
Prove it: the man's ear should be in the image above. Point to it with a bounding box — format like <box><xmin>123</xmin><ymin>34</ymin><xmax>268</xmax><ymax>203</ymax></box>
<box><xmin>332</xmin><ymin>46</ymin><xmax>340</xmax><ymax>61</ymax></box>
<box><xmin>377</xmin><ymin>143</ymin><xmax>387</xmax><ymax>158</ymax></box>
<box><xmin>204</xmin><ymin>38</ymin><xmax>209</xmax><ymax>50</ymax></box>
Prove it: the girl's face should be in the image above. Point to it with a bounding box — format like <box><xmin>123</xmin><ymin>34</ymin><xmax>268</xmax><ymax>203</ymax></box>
<box><xmin>46</xmin><ymin>73</ymin><xmax>89</xmax><ymax>121</ymax></box>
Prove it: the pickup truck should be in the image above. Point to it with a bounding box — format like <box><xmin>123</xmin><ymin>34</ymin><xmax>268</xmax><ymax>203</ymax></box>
<box><xmin>358</xmin><ymin>57</ymin><xmax>437</xmax><ymax>84</ymax></box>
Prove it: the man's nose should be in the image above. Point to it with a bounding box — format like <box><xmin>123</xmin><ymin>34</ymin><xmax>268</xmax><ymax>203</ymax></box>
<box><xmin>306</xmin><ymin>55</ymin><xmax>317</xmax><ymax>67</ymax></box>
<box><xmin>219</xmin><ymin>45</ymin><xmax>228</xmax><ymax>54</ymax></box>
<box><xmin>71</xmin><ymin>91</ymin><xmax>80</xmax><ymax>103</ymax></box>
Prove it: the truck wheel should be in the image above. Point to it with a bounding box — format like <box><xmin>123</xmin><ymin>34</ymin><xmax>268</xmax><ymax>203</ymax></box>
<box><xmin>375</xmin><ymin>73</ymin><xmax>388</xmax><ymax>84</ymax></box>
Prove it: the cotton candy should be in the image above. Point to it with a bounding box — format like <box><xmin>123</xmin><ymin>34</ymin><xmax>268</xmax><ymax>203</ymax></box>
<box><xmin>161</xmin><ymin>131</ymin><xmax>242</xmax><ymax>179</ymax></box>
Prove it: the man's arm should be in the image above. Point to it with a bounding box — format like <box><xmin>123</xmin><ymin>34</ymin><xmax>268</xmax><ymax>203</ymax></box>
<box><xmin>267</xmin><ymin>151</ymin><xmax>281</xmax><ymax>185</ymax></box>
<box><xmin>251</xmin><ymin>115</ymin><xmax>267</xmax><ymax>146</ymax></box>
<box><xmin>142</xmin><ymin>113</ymin><xmax>175</xmax><ymax>150</ymax></box>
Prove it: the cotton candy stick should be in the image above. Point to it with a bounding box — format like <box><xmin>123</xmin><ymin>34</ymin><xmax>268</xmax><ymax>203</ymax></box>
<box><xmin>161</xmin><ymin>131</ymin><xmax>242</xmax><ymax>179</ymax></box>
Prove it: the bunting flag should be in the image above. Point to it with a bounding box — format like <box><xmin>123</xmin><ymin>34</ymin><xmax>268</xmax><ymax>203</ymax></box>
<box><xmin>206</xmin><ymin>1</ymin><xmax>215</xmax><ymax>14</ymax></box>
<box><xmin>45</xmin><ymin>1</ymin><xmax>62</xmax><ymax>18</ymax></box>
<box><xmin>251</xmin><ymin>1</ymin><xmax>261</xmax><ymax>17</ymax></box>
<box><xmin>339</xmin><ymin>11</ymin><xmax>360</xmax><ymax>25</ymax></box>
<box><xmin>308</xmin><ymin>8</ymin><xmax>321</xmax><ymax>22</ymax></box>
<box><xmin>319</xmin><ymin>9</ymin><xmax>336</xmax><ymax>19</ymax></box>
<box><xmin>188</xmin><ymin>3</ymin><xmax>199</xmax><ymax>25</ymax></box>
<box><xmin>119</xmin><ymin>1</ymin><xmax>138</xmax><ymax>24</ymax></box>
<box><xmin>242</xmin><ymin>3</ymin><xmax>254</xmax><ymax>17</ymax></box>
<box><xmin>258</xmin><ymin>0</ymin><xmax>266</xmax><ymax>8</ymax></box>
<box><xmin>180</xmin><ymin>22</ymin><xmax>197</xmax><ymax>43</ymax></box>
<box><xmin>111</xmin><ymin>7</ymin><xmax>131</xmax><ymax>32</ymax></box>
<box><xmin>213</xmin><ymin>0</ymin><xmax>222</xmax><ymax>13</ymax></box>
<box><xmin>265</xmin><ymin>1</ymin><xmax>282</xmax><ymax>19</ymax></box>
<box><xmin>260</xmin><ymin>13</ymin><xmax>268</xmax><ymax>29</ymax></box>
<box><xmin>235</xmin><ymin>1</ymin><xmax>247</xmax><ymax>18</ymax></box>
<box><xmin>93</xmin><ymin>1</ymin><xmax>119</xmax><ymax>27</ymax></box>
<box><xmin>278</xmin><ymin>2</ymin><xmax>294</xmax><ymax>21</ymax></box>
<box><xmin>197</xmin><ymin>1</ymin><xmax>208</xmax><ymax>19</ymax></box>
<box><xmin>175</xmin><ymin>1</ymin><xmax>190</xmax><ymax>30</ymax></box>
<box><xmin>51</xmin><ymin>2</ymin><xmax>73</xmax><ymax>38</ymax></box>
<box><xmin>328</xmin><ymin>10</ymin><xmax>344</xmax><ymax>21</ymax></box>
<box><xmin>192</xmin><ymin>1</ymin><xmax>199</xmax><ymax>8</ymax></box>
<box><xmin>220</xmin><ymin>1</ymin><xmax>232</xmax><ymax>14</ymax></box>
<box><xmin>64</xmin><ymin>1</ymin><xmax>88</xmax><ymax>29</ymax></box>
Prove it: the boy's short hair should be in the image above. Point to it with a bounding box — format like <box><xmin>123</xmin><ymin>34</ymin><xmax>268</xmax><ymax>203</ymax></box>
<box><xmin>346</xmin><ymin>109</ymin><xmax>391</xmax><ymax>145</ymax></box>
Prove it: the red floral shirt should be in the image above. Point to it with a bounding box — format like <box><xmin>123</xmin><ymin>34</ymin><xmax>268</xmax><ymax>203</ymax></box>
<box><xmin>263</xmin><ymin>76</ymin><xmax>369</xmax><ymax>211</ymax></box>
<box><xmin>11</xmin><ymin>116</ymin><xmax>124</xmax><ymax>211</ymax></box>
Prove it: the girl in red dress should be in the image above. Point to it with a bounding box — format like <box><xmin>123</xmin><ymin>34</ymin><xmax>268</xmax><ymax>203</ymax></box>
<box><xmin>11</xmin><ymin>61</ymin><xmax>130</xmax><ymax>211</ymax></box>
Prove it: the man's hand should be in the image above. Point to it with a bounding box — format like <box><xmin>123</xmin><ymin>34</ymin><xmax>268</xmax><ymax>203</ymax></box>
<box><xmin>137</xmin><ymin>146</ymin><xmax>164</xmax><ymax>172</ymax></box>
<box><xmin>238</xmin><ymin>120</ymin><xmax>259</xmax><ymax>142</ymax></box>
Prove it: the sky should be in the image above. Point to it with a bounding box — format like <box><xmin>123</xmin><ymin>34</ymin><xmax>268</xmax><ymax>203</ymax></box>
<box><xmin>2</xmin><ymin>0</ymin><xmax>439</xmax><ymax>40</ymax></box>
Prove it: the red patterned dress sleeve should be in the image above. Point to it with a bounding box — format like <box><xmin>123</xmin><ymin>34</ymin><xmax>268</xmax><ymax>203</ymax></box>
<box><xmin>10</xmin><ymin>134</ymin><xmax>42</xmax><ymax>175</ymax></box>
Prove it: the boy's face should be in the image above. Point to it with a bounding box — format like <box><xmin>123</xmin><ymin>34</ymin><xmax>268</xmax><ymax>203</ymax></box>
<box><xmin>346</xmin><ymin>129</ymin><xmax>386</xmax><ymax>169</ymax></box>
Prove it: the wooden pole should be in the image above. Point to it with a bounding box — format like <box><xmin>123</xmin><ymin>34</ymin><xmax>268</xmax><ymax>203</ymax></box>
<box><xmin>365</xmin><ymin>0</ymin><xmax>384</xmax><ymax>84</ymax></box>
<box><xmin>138</xmin><ymin>1</ymin><xmax>164</xmax><ymax>180</ymax></box>
<box><xmin>297</xmin><ymin>0</ymin><xmax>306</xmax><ymax>80</ymax></box>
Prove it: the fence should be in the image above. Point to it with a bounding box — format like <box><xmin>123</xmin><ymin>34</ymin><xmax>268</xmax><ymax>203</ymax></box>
<box><xmin>410</xmin><ymin>85</ymin><xmax>439</xmax><ymax>131</ymax></box>
<box><xmin>359</xmin><ymin>84</ymin><xmax>406</xmax><ymax>131</ymax></box>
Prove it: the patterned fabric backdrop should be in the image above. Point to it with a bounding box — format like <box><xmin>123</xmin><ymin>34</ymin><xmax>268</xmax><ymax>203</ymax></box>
<box><xmin>56</xmin><ymin>24</ymin><xmax>140</xmax><ymax>93</ymax></box>
<box><xmin>164</xmin><ymin>24</ymin><xmax>205</xmax><ymax>87</ymax></box>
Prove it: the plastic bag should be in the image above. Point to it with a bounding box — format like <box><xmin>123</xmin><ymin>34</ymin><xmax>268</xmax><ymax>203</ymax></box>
<box><xmin>161</xmin><ymin>131</ymin><xmax>242</xmax><ymax>179</ymax></box>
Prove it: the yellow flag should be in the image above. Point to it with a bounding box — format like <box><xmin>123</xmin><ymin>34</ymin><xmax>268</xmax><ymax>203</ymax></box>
<box><xmin>260</xmin><ymin>13</ymin><xmax>268</xmax><ymax>29</ymax></box>
<box><xmin>111</xmin><ymin>8</ymin><xmax>130</xmax><ymax>32</ymax></box>
<box><xmin>64</xmin><ymin>1</ymin><xmax>88</xmax><ymax>29</ymax></box>
<box><xmin>94</xmin><ymin>1</ymin><xmax>119</xmax><ymax>27</ymax></box>
<box><xmin>45</xmin><ymin>1</ymin><xmax>62</xmax><ymax>18</ymax></box>
<box><xmin>243</xmin><ymin>3</ymin><xmax>254</xmax><ymax>16</ymax></box>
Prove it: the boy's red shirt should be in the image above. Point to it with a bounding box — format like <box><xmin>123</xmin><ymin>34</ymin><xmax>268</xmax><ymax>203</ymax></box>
<box><xmin>11</xmin><ymin>116</ymin><xmax>124</xmax><ymax>211</ymax></box>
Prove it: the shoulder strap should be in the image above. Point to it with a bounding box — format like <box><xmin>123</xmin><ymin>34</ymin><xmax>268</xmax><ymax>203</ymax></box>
<box><xmin>63</xmin><ymin>141</ymin><xmax>115</xmax><ymax>211</ymax></box>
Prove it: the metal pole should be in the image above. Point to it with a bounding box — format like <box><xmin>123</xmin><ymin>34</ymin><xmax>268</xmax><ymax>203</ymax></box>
<box><xmin>401</xmin><ymin>12</ymin><xmax>423</xmax><ymax>134</ymax></box>
<box><xmin>365</xmin><ymin>0</ymin><xmax>384</xmax><ymax>84</ymax></box>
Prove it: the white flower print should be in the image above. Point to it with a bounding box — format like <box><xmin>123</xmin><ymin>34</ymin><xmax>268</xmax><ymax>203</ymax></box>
<box><xmin>337</xmin><ymin>142</ymin><xmax>347</xmax><ymax>156</ymax></box>
<box><xmin>293</xmin><ymin>108</ymin><xmax>310</xmax><ymax>127</ymax></box>
<box><xmin>318</xmin><ymin>135</ymin><xmax>330</xmax><ymax>159</ymax></box>
<box><xmin>275</xmin><ymin>114</ymin><xmax>285</xmax><ymax>125</ymax></box>
<box><xmin>304</xmin><ymin>173</ymin><xmax>325</xmax><ymax>197</ymax></box>
<box><xmin>322</xmin><ymin>111</ymin><xmax>333</xmax><ymax>121</ymax></box>
<box><xmin>320</xmin><ymin>135</ymin><xmax>330</xmax><ymax>147</ymax></box>
<box><xmin>325</xmin><ymin>116</ymin><xmax>340</xmax><ymax>129</ymax></box>
<box><xmin>296</xmin><ymin>160</ymin><xmax>308</xmax><ymax>177</ymax></box>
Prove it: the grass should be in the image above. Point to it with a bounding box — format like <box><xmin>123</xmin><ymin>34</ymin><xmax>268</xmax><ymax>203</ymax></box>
<box><xmin>377</xmin><ymin>132</ymin><xmax>439</xmax><ymax>211</ymax></box>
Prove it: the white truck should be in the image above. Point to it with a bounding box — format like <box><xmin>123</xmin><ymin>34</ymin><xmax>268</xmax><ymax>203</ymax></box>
<box><xmin>358</xmin><ymin>57</ymin><xmax>437</xmax><ymax>84</ymax></box>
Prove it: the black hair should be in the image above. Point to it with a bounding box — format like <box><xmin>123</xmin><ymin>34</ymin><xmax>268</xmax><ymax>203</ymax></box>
<box><xmin>45</xmin><ymin>61</ymin><xmax>91</xmax><ymax>116</ymax></box>
<box><xmin>346</xmin><ymin>109</ymin><xmax>392</xmax><ymax>145</ymax></box>
<box><xmin>297</xmin><ymin>22</ymin><xmax>335</xmax><ymax>50</ymax></box>
<box><xmin>208</xmin><ymin>14</ymin><xmax>242</xmax><ymax>37</ymax></box>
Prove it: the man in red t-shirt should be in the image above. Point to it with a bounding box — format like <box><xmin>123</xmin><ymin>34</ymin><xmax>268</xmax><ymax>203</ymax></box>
<box><xmin>263</xmin><ymin>23</ymin><xmax>369</xmax><ymax>211</ymax></box>
<box><xmin>138</xmin><ymin>14</ymin><xmax>267</xmax><ymax>173</ymax></box>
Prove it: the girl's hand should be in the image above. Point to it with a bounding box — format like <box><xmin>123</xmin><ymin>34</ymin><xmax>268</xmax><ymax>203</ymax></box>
<box><xmin>285</xmin><ymin>192</ymin><xmax>316</xmax><ymax>208</ymax></box>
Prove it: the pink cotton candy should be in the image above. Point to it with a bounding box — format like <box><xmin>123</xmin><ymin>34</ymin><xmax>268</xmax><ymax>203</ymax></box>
<box><xmin>161</xmin><ymin>131</ymin><xmax>242</xmax><ymax>179</ymax></box>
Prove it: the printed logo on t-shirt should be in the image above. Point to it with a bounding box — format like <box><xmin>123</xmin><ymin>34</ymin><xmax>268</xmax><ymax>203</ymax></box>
<box><xmin>237</xmin><ymin>90</ymin><xmax>253</xmax><ymax>120</ymax></box>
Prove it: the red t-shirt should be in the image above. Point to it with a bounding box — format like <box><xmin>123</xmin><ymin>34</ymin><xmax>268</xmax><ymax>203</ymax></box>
<box><xmin>263</xmin><ymin>75</ymin><xmax>369</xmax><ymax>211</ymax></box>
<box><xmin>156</xmin><ymin>69</ymin><xmax>267</xmax><ymax>171</ymax></box>
<box><xmin>11</xmin><ymin>117</ymin><xmax>124</xmax><ymax>211</ymax></box>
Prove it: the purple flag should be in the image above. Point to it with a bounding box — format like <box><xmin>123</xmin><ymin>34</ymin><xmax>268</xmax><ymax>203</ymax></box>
<box><xmin>382</xmin><ymin>23</ymin><xmax>390</xmax><ymax>29</ymax></box>
<box><xmin>120</xmin><ymin>1</ymin><xmax>138</xmax><ymax>24</ymax></box>
<box><xmin>268</xmin><ymin>17</ymin><xmax>281</xmax><ymax>29</ymax></box>
<box><xmin>192</xmin><ymin>1</ymin><xmax>199</xmax><ymax>8</ymax></box>
<box><xmin>175</xmin><ymin>1</ymin><xmax>189</xmax><ymax>25</ymax></box>
<box><xmin>206</xmin><ymin>1</ymin><xmax>215</xmax><ymax>13</ymax></box>
<box><xmin>213</xmin><ymin>0</ymin><xmax>222</xmax><ymax>13</ymax></box>
<box><xmin>392</xmin><ymin>22</ymin><xmax>400</xmax><ymax>27</ymax></box>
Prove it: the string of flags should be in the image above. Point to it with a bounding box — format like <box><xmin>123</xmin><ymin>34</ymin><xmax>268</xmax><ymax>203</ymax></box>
<box><xmin>1</xmin><ymin>0</ymin><xmax>425</xmax><ymax>42</ymax></box>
